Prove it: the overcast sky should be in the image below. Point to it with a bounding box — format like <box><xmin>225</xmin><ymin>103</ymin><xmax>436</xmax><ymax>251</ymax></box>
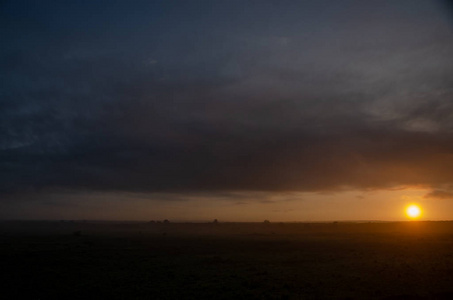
<box><xmin>1</xmin><ymin>0</ymin><xmax>453</xmax><ymax>221</ymax></box>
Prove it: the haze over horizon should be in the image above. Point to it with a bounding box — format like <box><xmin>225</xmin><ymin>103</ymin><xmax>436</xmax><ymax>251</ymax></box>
<box><xmin>2</xmin><ymin>0</ymin><xmax>453</xmax><ymax>221</ymax></box>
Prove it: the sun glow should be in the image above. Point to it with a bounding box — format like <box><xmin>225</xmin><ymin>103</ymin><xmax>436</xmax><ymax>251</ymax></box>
<box><xmin>405</xmin><ymin>204</ymin><xmax>422</xmax><ymax>219</ymax></box>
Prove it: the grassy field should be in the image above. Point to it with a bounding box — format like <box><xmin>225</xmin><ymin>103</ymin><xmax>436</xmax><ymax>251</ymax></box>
<box><xmin>1</xmin><ymin>221</ymin><xmax>453</xmax><ymax>299</ymax></box>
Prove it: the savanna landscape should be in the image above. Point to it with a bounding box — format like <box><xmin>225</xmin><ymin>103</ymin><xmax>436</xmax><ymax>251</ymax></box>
<box><xmin>3</xmin><ymin>1</ymin><xmax>453</xmax><ymax>299</ymax></box>
<box><xmin>2</xmin><ymin>221</ymin><xmax>453</xmax><ymax>299</ymax></box>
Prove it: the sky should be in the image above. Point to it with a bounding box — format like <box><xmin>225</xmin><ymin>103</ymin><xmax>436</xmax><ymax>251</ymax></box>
<box><xmin>1</xmin><ymin>0</ymin><xmax>453</xmax><ymax>221</ymax></box>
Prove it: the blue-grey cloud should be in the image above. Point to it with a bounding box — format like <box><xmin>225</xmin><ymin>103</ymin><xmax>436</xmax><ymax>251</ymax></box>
<box><xmin>1</xmin><ymin>0</ymin><xmax>453</xmax><ymax>200</ymax></box>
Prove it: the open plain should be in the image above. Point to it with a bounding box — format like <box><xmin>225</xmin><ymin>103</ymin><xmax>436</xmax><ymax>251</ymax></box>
<box><xmin>1</xmin><ymin>221</ymin><xmax>453</xmax><ymax>299</ymax></box>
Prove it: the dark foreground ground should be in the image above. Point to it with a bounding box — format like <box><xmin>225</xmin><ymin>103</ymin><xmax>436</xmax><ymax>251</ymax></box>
<box><xmin>1</xmin><ymin>221</ymin><xmax>453</xmax><ymax>299</ymax></box>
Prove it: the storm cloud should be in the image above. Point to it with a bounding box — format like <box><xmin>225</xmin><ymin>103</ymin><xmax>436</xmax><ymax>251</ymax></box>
<box><xmin>2</xmin><ymin>0</ymin><xmax>453</xmax><ymax>200</ymax></box>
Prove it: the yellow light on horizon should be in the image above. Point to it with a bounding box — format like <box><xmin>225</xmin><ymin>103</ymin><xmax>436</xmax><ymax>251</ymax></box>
<box><xmin>405</xmin><ymin>204</ymin><xmax>422</xmax><ymax>219</ymax></box>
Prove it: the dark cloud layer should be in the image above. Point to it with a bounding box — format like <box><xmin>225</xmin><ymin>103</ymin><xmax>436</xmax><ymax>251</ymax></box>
<box><xmin>424</xmin><ymin>189</ymin><xmax>453</xmax><ymax>200</ymax></box>
<box><xmin>2</xmin><ymin>0</ymin><xmax>453</xmax><ymax>199</ymax></box>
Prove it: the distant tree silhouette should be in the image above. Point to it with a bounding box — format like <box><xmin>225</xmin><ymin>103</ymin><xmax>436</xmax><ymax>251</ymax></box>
<box><xmin>263</xmin><ymin>220</ymin><xmax>270</xmax><ymax>224</ymax></box>
<box><xmin>213</xmin><ymin>219</ymin><xmax>218</xmax><ymax>224</ymax></box>
<box><xmin>163</xmin><ymin>219</ymin><xmax>170</xmax><ymax>224</ymax></box>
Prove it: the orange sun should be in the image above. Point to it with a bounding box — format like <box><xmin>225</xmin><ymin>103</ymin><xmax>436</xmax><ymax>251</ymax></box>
<box><xmin>405</xmin><ymin>204</ymin><xmax>422</xmax><ymax>220</ymax></box>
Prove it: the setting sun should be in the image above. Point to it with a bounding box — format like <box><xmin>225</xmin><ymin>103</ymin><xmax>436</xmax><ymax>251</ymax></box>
<box><xmin>405</xmin><ymin>204</ymin><xmax>422</xmax><ymax>219</ymax></box>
